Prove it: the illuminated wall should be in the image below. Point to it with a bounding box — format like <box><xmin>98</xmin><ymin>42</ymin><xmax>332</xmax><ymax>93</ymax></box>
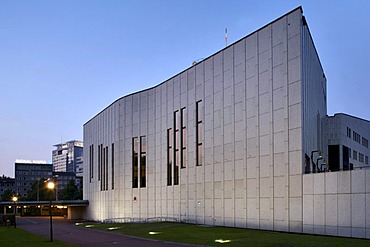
<box><xmin>83</xmin><ymin>7</ymin><xmax>370</xmax><ymax>238</ymax></box>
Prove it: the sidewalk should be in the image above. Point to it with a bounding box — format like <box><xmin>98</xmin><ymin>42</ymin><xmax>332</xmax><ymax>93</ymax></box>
<box><xmin>17</xmin><ymin>216</ymin><xmax>195</xmax><ymax>247</ymax></box>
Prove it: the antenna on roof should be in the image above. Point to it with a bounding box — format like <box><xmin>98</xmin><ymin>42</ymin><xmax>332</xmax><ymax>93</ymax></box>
<box><xmin>225</xmin><ymin>28</ymin><xmax>228</xmax><ymax>47</ymax></box>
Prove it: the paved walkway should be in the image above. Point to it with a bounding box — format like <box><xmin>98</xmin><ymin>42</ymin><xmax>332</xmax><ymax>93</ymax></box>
<box><xmin>17</xmin><ymin>216</ymin><xmax>196</xmax><ymax>247</ymax></box>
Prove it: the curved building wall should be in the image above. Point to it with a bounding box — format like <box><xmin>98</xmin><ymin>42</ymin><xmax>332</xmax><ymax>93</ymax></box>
<box><xmin>83</xmin><ymin>7</ymin><xmax>332</xmax><ymax>234</ymax></box>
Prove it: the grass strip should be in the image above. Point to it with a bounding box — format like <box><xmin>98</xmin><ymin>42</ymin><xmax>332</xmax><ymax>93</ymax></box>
<box><xmin>77</xmin><ymin>221</ymin><xmax>370</xmax><ymax>247</ymax></box>
<box><xmin>0</xmin><ymin>226</ymin><xmax>76</xmax><ymax>247</ymax></box>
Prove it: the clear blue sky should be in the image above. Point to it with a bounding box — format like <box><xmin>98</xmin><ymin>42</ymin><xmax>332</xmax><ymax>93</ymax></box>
<box><xmin>1</xmin><ymin>0</ymin><xmax>369</xmax><ymax>177</ymax></box>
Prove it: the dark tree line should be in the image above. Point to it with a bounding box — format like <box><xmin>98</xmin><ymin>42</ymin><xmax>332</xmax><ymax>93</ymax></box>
<box><xmin>26</xmin><ymin>179</ymin><xmax>82</xmax><ymax>201</ymax></box>
<box><xmin>58</xmin><ymin>179</ymin><xmax>82</xmax><ymax>200</ymax></box>
<box><xmin>1</xmin><ymin>179</ymin><xmax>82</xmax><ymax>202</ymax></box>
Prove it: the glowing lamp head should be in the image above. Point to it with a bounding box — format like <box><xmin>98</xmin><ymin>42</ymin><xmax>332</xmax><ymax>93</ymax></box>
<box><xmin>47</xmin><ymin>181</ymin><xmax>55</xmax><ymax>190</ymax></box>
<box><xmin>12</xmin><ymin>196</ymin><xmax>18</xmax><ymax>202</ymax></box>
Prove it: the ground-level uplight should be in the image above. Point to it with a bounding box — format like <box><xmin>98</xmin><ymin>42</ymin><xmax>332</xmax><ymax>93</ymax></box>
<box><xmin>108</xmin><ymin>227</ymin><xmax>122</xmax><ymax>230</ymax></box>
<box><xmin>215</xmin><ymin>239</ymin><xmax>231</xmax><ymax>244</ymax></box>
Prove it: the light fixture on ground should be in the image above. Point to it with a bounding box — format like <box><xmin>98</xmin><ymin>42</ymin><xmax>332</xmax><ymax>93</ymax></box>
<box><xmin>12</xmin><ymin>196</ymin><xmax>18</xmax><ymax>228</ymax></box>
<box><xmin>46</xmin><ymin>179</ymin><xmax>55</xmax><ymax>242</ymax></box>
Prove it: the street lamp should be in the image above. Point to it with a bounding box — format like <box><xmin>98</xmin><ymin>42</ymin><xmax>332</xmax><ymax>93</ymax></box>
<box><xmin>46</xmin><ymin>180</ymin><xmax>55</xmax><ymax>242</ymax></box>
<box><xmin>12</xmin><ymin>196</ymin><xmax>18</xmax><ymax>228</ymax></box>
<box><xmin>311</xmin><ymin>150</ymin><xmax>322</xmax><ymax>173</ymax></box>
<box><xmin>316</xmin><ymin>158</ymin><xmax>327</xmax><ymax>172</ymax></box>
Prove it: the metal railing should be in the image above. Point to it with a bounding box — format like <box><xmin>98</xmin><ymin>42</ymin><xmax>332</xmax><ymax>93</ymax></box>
<box><xmin>103</xmin><ymin>217</ymin><xmax>180</xmax><ymax>224</ymax></box>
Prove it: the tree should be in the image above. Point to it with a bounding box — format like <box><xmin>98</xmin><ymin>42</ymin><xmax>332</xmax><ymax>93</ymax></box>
<box><xmin>25</xmin><ymin>178</ymin><xmax>51</xmax><ymax>201</ymax></box>
<box><xmin>58</xmin><ymin>179</ymin><xmax>82</xmax><ymax>200</ymax></box>
<box><xmin>1</xmin><ymin>188</ymin><xmax>16</xmax><ymax>201</ymax></box>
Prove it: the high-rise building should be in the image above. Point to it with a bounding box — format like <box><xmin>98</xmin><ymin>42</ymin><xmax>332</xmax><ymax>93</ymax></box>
<box><xmin>83</xmin><ymin>7</ymin><xmax>370</xmax><ymax>239</ymax></box>
<box><xmin>15</xmin><ymin>160</ymin><xmax>53</xmax><ymax>198</ymax></box>
<box><xmin>52</xmin><ymin>140</ymin><xmax>83</xmax><ymax>176</ymax></box>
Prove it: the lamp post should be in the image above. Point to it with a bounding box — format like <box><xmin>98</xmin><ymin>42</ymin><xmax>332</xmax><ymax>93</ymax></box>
<box><xmin>316</xmin><ymin>157</ymin><xmax>324</xmax><ymax>172</ymax></box>
<box><xmin>311</xmin><ymin>150</ymin><xmax>322</xmax><ymax>173</ymax></box>
<box><xmin>316</xmin><ymin>158</ymin><xmax>327</xmax><ymax>172</ymax></box>
<box><xmin>46</xmin><ymin>180</ymin><xmax>55</xmax><ymax>242</ymax></box>
<box><xmin>12</xmin><ymin>196</ymin><xmax>18</xmax><ymax>228</ymax></box>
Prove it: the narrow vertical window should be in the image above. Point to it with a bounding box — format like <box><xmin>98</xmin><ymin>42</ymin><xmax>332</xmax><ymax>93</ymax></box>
<box><xmin>89</xmin><ymin>145</ymin><xmax>92</xmax><ymax>182</ymax></box>
<box><xmin>92</xmin><ymin>144</ymin><xmax>94</xmax><ymax>179</ymax></box>
<box><xmin>112</xmin><ymin>143</ymin><xmax>114</xmax><ymax>190</ymax></box>
<box><xmin>167</xmin><ymin>128</ymin><xmax>172</xmax><ymax>186</ymax></box>
<box><xmin>174</xmin><ymin>111</ymin><xmax>180</xmax><ymax>185</ymax></box>
<box><xmin>140</xmin><ymin>136</ymin><xmax>146</xmax><ymax>188</ymax></box>
<box><xmin>100</xmin><ymin>145</ymin><xmax>105</xmax><ymax>190</ymax></box>
<box><xmin>196</xmin><ymin>100</ymin><xmax>203</xmax><ymax>166</ymax></box>
<box><xmin>105</xmin><ymin>146</ymin><xmax>108</xmax><ymax>190</ymax></box>
<box><xmin>359</xmin><ymin>153</ymin><xmax>364</xmax><ymax>163</ymax></box>
<box><xmin>347</xmin><ymin>127</ymin><xmax>351</xmax><ymax>138</ymax></box>
<box><xmin>98</xmin><ymin>144</ymin><xmax>101</xmax><ymax>181</ymax></box>
<box><xmin>181</xmin><ymin>107</ymin><xmax>187</xmax><ymax>169</ymax></box>
<box><xmin>89</xmin><ymin>145</ymin><xmax>94</xmax><ymax>183</ymax></box>
<box><xmin>132</xmin><ymin>137</ymin><xmax>139</xmax><ymax>188</ymax></box>
<box><xmin>362</xmin><ymin>137</ymin><xmax>368</xmax><ymax>148</ymax></box>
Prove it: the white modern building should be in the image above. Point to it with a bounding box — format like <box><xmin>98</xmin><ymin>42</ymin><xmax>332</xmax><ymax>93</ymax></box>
<box><xmin>324</xmin><ymin>113</ymin><xmax>370</xmax><ymax>171</ymax></box>
<box><xmin>52</xmin><ymin>140</ymin><xmax>83</xmax><ymax>176</ymax></box>
<box><xmin>83</xmin><ymin>7</ymin><xmax>370</xmax><ymax>238</ymax></box>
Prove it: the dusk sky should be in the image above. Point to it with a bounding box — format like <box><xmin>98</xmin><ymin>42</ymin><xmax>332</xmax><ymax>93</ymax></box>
<box><xmin>1</xmin><ymin>0</ymin><xmax>369</xmax><ymax>177</ymax></box>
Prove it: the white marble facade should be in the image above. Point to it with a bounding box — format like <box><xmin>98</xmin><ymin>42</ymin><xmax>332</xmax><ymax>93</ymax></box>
<box><xmin>83</xmin><ymin>7</ymin><xmax>370</xmax><ymax>238</ymax></box>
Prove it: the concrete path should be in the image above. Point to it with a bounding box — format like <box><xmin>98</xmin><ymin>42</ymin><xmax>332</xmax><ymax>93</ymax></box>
<box><xmin>17</xmin><ymin>216</ymin><xmax>196</xmax><ymax>247</ymax></box>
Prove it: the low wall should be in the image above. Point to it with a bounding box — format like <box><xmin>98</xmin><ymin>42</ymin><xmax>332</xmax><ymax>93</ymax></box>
<box><xmin>303</xmin><ymin>170</ymin><xmax>370</xmax><ymax>238</ymax></box>
<box><xmin>68</xmin><ymin>206</ymin><xmax>86</xmax><ymax>220</ymax></box>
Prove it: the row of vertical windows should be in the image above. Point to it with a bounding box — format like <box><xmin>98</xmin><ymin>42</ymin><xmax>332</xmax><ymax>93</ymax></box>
<box><xmin>352</xmin><ymin>149</ymin><xmax>369</xmax><ymax>165</ymax></box>
<box><xmin>132</xmin><ymin>136</ymin><xmax>146</xmax><ymax>188</ymax></box>
<box><xmin>95</xmin><ymin>144</ymin><xmax>114</xmax><ymax>191</ymax></box>
<box><xmin>348</xmin><ymin>127</ymin><xmax>368</xmax><ymax>148</ymax></box>
<box><xmin>167</xmin><ymin>107</ymin><xmax>187</xmax><ymax>186</ymax></box>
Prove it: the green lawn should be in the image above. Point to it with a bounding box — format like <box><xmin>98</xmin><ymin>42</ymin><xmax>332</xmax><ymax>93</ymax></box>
<box><xmin>0</xmin><ymin>227</ymin><xmax>76</xmax><ymax>247</ymax></box>
<box><xmin>77</xmin><ymin>222</ymin><xmax>370</xmax><ymax>247</ymax></box>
